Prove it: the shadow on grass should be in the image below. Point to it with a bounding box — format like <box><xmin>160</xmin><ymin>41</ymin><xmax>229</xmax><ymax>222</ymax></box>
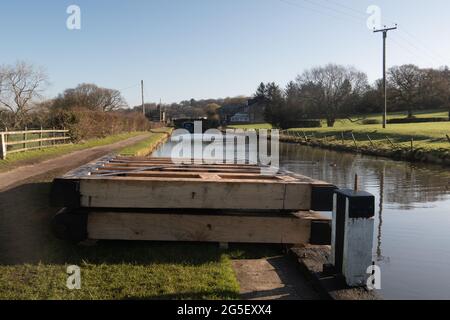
<box><xmin>0</xmin><ymin>181</ymin><xmax>282</xmax><ymax>267</ymax></box>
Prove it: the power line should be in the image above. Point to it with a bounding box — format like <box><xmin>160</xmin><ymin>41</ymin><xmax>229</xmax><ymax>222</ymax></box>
<box><xmin>277</xmin><ymin>0</ymin><xmax>361</xmax><ymax>26</ymax></box>
<box><xmin>299</xmin><ymin>0</ymin><xmax>364</xmax><ymax>23</ymax></box>
<box><xmin>276</xmin><ymin>0</ymin><xmax>449</xmax><ymax>69</ymax></box>
<box><xmin>392</xmin><ymin>33</ymin><xmax>446</xmax><ymax>67</ymax></box>
<box><xmin>118</xmin><ymin>83</ymin><xmax>140</xmax><ymax>92</ymax></box>
<box><xmin>322</xmin><ymin>0</ymin><xmax>368</xmax><ymax>19</ymax></box>
<box><xmin>397</xmin><ymin>29</ymin><xmax>449</xmax><ymax>66</ymax></box>
<box><xmin>319</xmin><ymin>0</ymin><xmax>449</xmax><ymax>66</ymax></box>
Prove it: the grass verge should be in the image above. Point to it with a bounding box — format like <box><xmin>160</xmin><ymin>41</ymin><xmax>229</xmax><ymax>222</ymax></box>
<box><xmin>119</xmin><ymin>128</ymin><xmax>173</xmax><ymax>156</ymax></box>
<box><xmin>229</xmin><ymin>111</ymin><xmax>450</xmax><ymax>165</ymax></box>
<box><xmin>0</xmin><ymin>243</ymin><xmax>280</xmax><ymax>300</ymax></box>
<box><xmin>0</xmin><ymin>132</ymin><xmax>148</xmax><ymax>172</ymax></box>
<box><xmin>0</xmin><ymin>242</ymin><xmax>243</xmax><ymax>300</ymax></box>
<box><xmin>0</xmin><ymin>128</ymin><xmax>281</xmax><ymax>300</ymax></box>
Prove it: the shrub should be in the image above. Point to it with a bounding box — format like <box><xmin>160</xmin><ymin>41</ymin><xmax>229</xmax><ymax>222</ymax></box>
<box><xmin>48</xmin><ymin>108</ymin><xmax>152</xmax><ymax>141</ymax></box>
<box><xmin>387</xmin><ymin>117</ymin><xmax>449</xmax><ymax>124</ymax></box>
<box><xmin>361</xmin><ymin>119</ymin><xmax>381</xmax><ymax>125</ymax></box>
<box><xmin>282</xmin><ymin>120</ymin><xmax>322</xmax><ymax>129</ymax></box>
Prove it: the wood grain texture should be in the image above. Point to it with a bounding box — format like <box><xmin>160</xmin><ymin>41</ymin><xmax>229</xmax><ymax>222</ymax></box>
<box><xmin>80</xmin><ymin>178</ymin><xmax>312</xmax><ymax>210</ymax></box>
<box><xmin>87</xmin><ymin>211</ymin><xmax>313</xmax><ymax>244</ymax></box>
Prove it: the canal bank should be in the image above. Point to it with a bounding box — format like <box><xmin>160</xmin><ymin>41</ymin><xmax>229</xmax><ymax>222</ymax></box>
<box><xmin>153</xmin><ymin>136</ymin><xmax>450</xmax><ymax>300</ymax></box>
<box><xmin>279</xmin><ymin>132</ymin><xmax>450</xmax><ymax>167</ymax></box>
<box><xmin>279</xmin><ymin>142</ymin><xmax>450</xmax><ymax>299</ymax></box>
<box><xmin>119</xmin><ymin>128</ymin><xmax>173</xmax><ymax>157</ymax></box>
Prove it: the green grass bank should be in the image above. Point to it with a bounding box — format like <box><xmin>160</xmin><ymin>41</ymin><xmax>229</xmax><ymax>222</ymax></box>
<box><xmin>119</xmin><ymin>128</ymin><xmax>173</xmax><ymax>156</ymax></box>
<box><xmin>230</xmin><ymin>110</ymin><xmax>450</xmax><ymax>166</ymax></box>
<box><xmin>0</xmin><ymin>131</ymin><xmax>149</xmax><ymax>172</ymax></box>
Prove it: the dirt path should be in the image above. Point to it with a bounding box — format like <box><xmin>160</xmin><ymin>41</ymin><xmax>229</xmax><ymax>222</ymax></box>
<box><xmin>232</xmin><ymin>257</ymin><xmax>320</xmax><ymax>300</ymax></box>
<box><xmin>1</xmin><ymin>134</ymin><xmax>320</xmax><ymax>300</ymax></box>
<box><xmin>0</xmin><ymin>133</ymin><xmax>153</xmax><ymax>264</ymax></box>
<box><xmin>0</xmin><ymin>133</ymin><xmax>151</xmax><ymax>192</ymax></box>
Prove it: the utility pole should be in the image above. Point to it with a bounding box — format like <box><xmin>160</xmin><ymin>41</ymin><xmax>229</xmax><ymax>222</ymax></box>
<box><xmin>141</xmin><ymin>80</ymin><xmax>145</xmax><ymax>116</ymax></box>
<box><xmin>374</xmin><ymin>25</ymin><xmax>397</xmax><ymax>129</ymax></box>
<box><xmin>159</xmin><ymin>98</ymin><xmax>162</xmax><ymax>122</ymax></box>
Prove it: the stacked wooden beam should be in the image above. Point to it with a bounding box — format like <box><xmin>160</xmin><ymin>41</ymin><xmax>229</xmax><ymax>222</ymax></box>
<box><xmin>51</xmin><ymin>156</ymin><xmax>336</xmax><ymax>245</ymax></box>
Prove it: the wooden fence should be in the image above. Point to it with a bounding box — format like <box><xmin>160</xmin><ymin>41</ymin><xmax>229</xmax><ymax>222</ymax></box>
<box><xmin>279</xmin><ymin>130</ymin><xmax>450</xmax><ymax>150</ymax></box>
<box><xmin>0</xmin><ymin>128</ymin><xmax>70</xmax><ymax>160</ymax></box>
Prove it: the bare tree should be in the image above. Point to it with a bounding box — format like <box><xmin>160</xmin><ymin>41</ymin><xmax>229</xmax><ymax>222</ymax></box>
<box><xmin>53</xmin><ymin>83</ymin><xmax>127</xmax><ymax>112</ymax></box>
<box><xmin>296</xmin><ymin>64</ymin><xmax>368</xmax><ymax>127</ymax></box>
<box><xmin>0</xmin><ymin>61</ymin><xmax>48</xmax><ymax>128</ymax></box>
<box><xmin>388</xmin><ymin>64</ymin><xmax>422</xmax><ymax>118</ymax></box>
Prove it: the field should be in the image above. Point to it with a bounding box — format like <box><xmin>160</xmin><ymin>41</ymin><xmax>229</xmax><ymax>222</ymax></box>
<box><xmin>230</xmin><ymin>110</ymin><xmax>450</xmax><ymax>154</ymax></box>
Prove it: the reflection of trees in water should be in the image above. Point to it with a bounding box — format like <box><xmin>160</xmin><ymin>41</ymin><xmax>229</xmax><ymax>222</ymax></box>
<box><xmin>280</xmin><ymin>143</ymin><xmax>450</xmax><ymax>207</ymax></box>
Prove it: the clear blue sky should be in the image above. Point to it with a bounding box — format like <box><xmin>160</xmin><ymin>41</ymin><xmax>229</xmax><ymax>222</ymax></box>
<box><xmin>1</xmin><ymin>0</ymin><xmax>449</xmax><ymax>106</ymax></box>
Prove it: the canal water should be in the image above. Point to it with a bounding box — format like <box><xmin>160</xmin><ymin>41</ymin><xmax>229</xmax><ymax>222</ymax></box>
<box><xmin>153</xmin><ymin>135</ymin><xmax>450</xmax><ymax>300</ymax></box>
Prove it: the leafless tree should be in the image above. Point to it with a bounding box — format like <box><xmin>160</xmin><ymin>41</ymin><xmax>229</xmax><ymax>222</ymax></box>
<box><xmin>387</xmin><ymin>64</ymin><xmax>423</xmax><ymax>118</ymax></box>
<box><xmin>296</xmin><ymin>64</ymin><xmax>368</xmax><ymax>127</ymax></box>
<box><xmin>53</xmin><ymin>83</ymin><xmax>127</xmax><ymax>112</ymax></box>
<box><xmin>0</xmin><ymin>61</ymin><xmax>48</xmax><ymax>128</ymax></box>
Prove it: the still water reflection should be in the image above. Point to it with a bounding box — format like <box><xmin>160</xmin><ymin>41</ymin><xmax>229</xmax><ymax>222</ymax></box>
<box><xmin>153</xmin><ymin>137</ymin><xmax>450</xmax><ymax>300</ymax></box>
<box><xmin>280</xmin><ymin>143</ymin><xmax>450</xmax><ymax>300</ymax></box>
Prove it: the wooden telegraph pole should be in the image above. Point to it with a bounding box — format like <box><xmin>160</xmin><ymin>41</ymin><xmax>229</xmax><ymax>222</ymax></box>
<box><xmin>374</xmin><ymin>25</ymin><xmax>397</xmax><ymax>129</ymax></box>
<box><xmin>141</xmin><ymin>80</ymin><xmax>145</xmax><ymax>117</ymax></box>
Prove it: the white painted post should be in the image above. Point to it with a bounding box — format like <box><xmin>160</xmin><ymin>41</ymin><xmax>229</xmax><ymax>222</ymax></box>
<box><xmin>0</xmin><ymin>133</ymin><xmax>6</xmax><ymax>160</ymax></box>
<box><xmin>330</xmin><ymin>189</ymin><xmax>375</xmax><ymax>287</ymax></box>
<box><xmin>24</xmin><ymin>126</ymin><xmax>28</xmax><ymax>150</ymax></box>
<box><xmin>39</xmin><ymin>127</ymin><xmax>43</xmax><ymax>149</ymax></box>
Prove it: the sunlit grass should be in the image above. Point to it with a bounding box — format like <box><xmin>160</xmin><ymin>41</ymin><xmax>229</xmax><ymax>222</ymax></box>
<box><xmin>0</xmin><ymin>132</ymin><xmax>149</xmax><ymax>172</ymax></box>
<box><xmin>119</xmin><ymin>128</ymin><xmax>172</xmax><ymax>156</ymax></box>
<box><xmin>0</xmin><ymin>243</ymin><xmax>241</xmax><ymax>300</ymax></box>
<box><xmin>228</xmin><ymin>110</ymin><xmax>450</xmax><ymax>152</ymax></box>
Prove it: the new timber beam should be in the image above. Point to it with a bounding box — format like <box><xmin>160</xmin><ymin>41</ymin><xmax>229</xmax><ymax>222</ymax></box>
<box><xmin>51</xmin><ymin>209</ymin><xmax>331</xmax><ymax>245</ymax></box>
<box><xmin>51</xmin><ymin>156</ymin><xmax>336</xmax><ymax>212</ymax></box>
<box><xmin>78</xmin><ymin>177</ymin><xmax>313</xmax><ymax>211</ymax></box>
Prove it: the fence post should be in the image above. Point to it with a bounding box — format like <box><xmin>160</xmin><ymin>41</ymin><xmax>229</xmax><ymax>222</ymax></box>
<box><xmin>0</xmin><ymin>133</ymin><xmax>6</xmax><ymax>160</ymax></box>
<box><xmin>303</xmin><ymin>131</ymin><xmax>308</xmax><ymax>142</ymax></box>
<box><xmin>39</xmin><ymin>127</ymin><xmax>43</xmax><ymax>149</ymax></box>
<box><xmin>385</xmin><ymin>136</ymin><xmax>395</xmax><ymax>148</ymax></box>
<box><xmin>24</xmin><ymin>127</ymin><xmax>27</xmax><ymax>150</ymax></box>
<box><xmin>330</xmin><ymin>189</ymin><xmax>375</xmax><ymax>287</ymax></box>
<box><xmin>367</xmin><ymin>134</ymin><xmax>375</xmax><ymax>148</ymax></box>
<box><xmin>410</xmin><ymin>138</ymin><xmax>414</xmax><ymax>153</ymax></box>
<box><xmin>351</xmin><ymin>132</ymin><xmax>358</xmax><ymax>149</ymax></box>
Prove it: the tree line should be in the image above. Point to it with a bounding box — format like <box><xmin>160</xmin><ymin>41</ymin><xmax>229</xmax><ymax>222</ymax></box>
<box><xmin>3</xmin><ymin>61</ymin><xmax>450</xmax><ymax>132</ymax></box>
<box><xmin>254</xmin><ymin>63</ymin><xmax>450</xmax><ymax>128</ymax></box>
<box><xmin>0</xmin><ymin>61</ymin><xmax>151</xmax><ymax>140</ymax></box>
